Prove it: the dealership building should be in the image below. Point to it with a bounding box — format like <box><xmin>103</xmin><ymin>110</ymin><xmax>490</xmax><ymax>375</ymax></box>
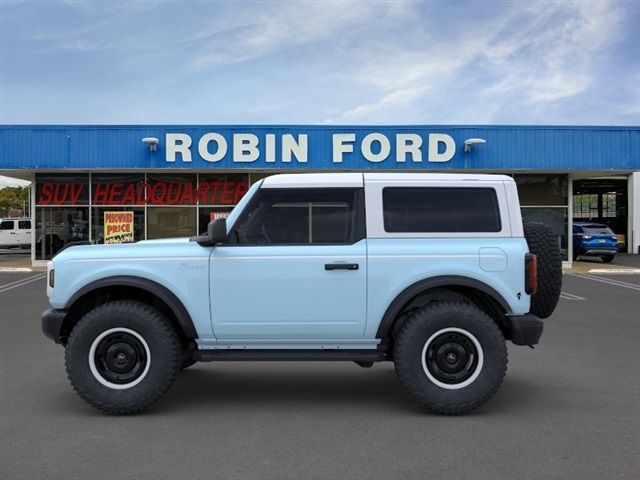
<box><xmin>1</xmin><ymin>125</ymin><xmax>639</xmax><ymax>266</ymax></box>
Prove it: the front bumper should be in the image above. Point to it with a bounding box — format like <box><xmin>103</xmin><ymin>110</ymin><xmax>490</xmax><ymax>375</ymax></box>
<box><xmin>505</xmin><ymin>314</ymin><xmax>543</xmax><ymax>346</ymax></box>
<box><xmin>41</xmin><ymin>308</ymin><xmax>68</xmax><ymax>344</ymax></box>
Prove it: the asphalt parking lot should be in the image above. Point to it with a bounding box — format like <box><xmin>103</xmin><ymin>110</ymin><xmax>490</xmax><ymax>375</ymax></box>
<box><xmin>1</xmin><ymin>268</ymin><xmax>639</xmax><ymax>480</ymax></box>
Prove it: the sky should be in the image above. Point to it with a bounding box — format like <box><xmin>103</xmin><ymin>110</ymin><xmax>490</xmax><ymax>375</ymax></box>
<box><xmin>0</xmin><ymin>0</ymin><xmax>639</xmax><ymax>126</ymax></box>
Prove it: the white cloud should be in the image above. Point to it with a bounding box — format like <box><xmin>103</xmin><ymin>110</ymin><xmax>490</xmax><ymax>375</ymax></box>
<box><xmin>2</xmin><ymin>0</ymin><xmax>637</xmax><ymax>124</ymax></box>
<box><xmin>328</xmin><ymin>0</ymin><xmax>630</xmax><ymax>123</ymax></box>
<box><xmin>481</xmin><ymin>1</ymin><xmax>623</xmax><ymax>104</ymax></box>
<box><xmin>324</xmin><ymin>85</ymin><xmax>429</xmax><ymax>124</ymax></box>
<box><xmin>191</xmin><ymin>2</ymin><xmax>408</xmax><ymax>69</ymax></box>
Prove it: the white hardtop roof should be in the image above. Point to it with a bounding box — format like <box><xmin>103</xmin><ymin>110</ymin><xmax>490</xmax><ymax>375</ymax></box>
<box><xmin>261</xmin><ymin>172</ymin><xmax>513</xmax><ymax>188</ymax></box>
<box><xmin>262</xmin><ymin>173</ymin><xmax>363</xmax><ymax>188</ymax></box>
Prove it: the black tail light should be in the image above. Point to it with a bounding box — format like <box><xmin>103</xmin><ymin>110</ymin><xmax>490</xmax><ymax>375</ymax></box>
<box><xmin>525</xmin><ymin>253</ymin><xmax>537</xmax><ymax>295</ymax></box>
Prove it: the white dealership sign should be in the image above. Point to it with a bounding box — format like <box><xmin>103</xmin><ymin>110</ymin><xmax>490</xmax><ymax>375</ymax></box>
<box><xmin>165</xmin><ymin>132</ymin><xmax>456</xmax><ymax>165</ymax></box>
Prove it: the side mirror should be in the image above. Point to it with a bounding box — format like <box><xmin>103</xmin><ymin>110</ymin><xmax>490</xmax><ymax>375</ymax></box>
<box><xmin>190</xmin><ymin>218</ymin><xmax>227</xmax><ymax>246</ymax></box>
<box><xmin>208</xmin><ymin>218</ymin><xmax>228</xmax><ymax>244</ymax></box>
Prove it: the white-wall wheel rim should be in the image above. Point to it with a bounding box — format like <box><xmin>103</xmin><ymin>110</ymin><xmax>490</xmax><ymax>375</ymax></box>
<box><xmin>88</xmin><ymin>327</ymin><xmax>151</xmax><ymax>390</ymax></box>
<box><xmin>421</xmin><ymin>327</ymin><xmax>484</xmax><ymax>390</ymax></box>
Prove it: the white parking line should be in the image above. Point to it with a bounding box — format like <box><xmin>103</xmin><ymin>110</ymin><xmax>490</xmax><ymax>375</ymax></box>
<box><xmin>570</xmin><ymin>274</ymin><xmax>640</xmax><ymax>292</ymax></box>
<box><xmin>560</xmin><ymin>292</ymin><xmax>586</xmax><ymax>301</ymax></box>
<box><xmin>0</xmin><ymin>273</ymin><xmax>45</xmax><ymax>289</ymax></box>
<box><xmin>0</xmin><ymin>274</ymin><xmax>46</xmax><ymax>294</ymax></box>
<box><xmin>588</xmin><ymin>268</ymin><xmax>640</xmax><ymax>274</ymax></box>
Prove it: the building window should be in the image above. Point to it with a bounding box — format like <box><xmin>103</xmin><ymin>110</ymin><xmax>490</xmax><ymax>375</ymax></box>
<box><xmin>92</xmin><ymin>174</ymin><xmax>146</xmax><ymax>206</ymax></box>
<box><xmin>198</xmin><ymin>173</ymin><xmax>249</xmax><ymax>206</ymax></box>
<box><xmin>147</xmin><ymin>207</ymin><xmax>197</xmax><ymax>239</ymax></box>
<box><xmin>36</xmin><ymin>174</ymin><xmax>90</xmax><ymax>206</ymax></box>
<box><xmin>514</xmin><ymin>174</ymin><xmax>569</xmax><ymax>261</ymax></box>
<box><xmin>92</xmin><ymin>207</ymin><xmax>144</xmax><ymax>244</ymax></box>
<box><xmin>35</xmin><ymin>207</ymin><xmax>89</xmax><ymax>260</ymax></box>
<box><xmin>513</xmin><ymin>174</ymin><xmax>568</xmax><ymax>206</ymax></box>
<box><xmin>521</xmin><ymin>207</ymin><xmax>568</xmax><ymax>261</ymax></box>
<box><xmin>198</xmin><ymin>207</ymin><xmax>233</xmax><ymax>234</ymax></box>
<box><xmin>146</xmin><ymin>174</ymin><xmax>198</xmax><ymax>206</ymax></box>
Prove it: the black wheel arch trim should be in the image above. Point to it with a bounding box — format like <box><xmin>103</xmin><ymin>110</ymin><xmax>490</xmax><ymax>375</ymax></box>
<box><xmin>375</xmin><ymin>275</ymin><xmax>511</xmax><ymax>341</ymax></box>
<box><xmin>65</xmin><ymin>275</ymin><xmax>198</xmax><ymax>339</ymax></box>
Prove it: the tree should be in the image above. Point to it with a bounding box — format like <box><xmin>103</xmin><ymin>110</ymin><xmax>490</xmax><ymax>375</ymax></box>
<box><xmin>0</xmin><ymin>186</ymin><xmax>29</xmax><ymax>217</ymax></box>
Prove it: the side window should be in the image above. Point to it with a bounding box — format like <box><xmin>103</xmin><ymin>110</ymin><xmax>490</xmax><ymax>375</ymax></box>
<box><xmin>232</xmin><ymin>189</ymin><xmax>359</xmax><ymax>245</ymax></box>
<box><xmin>18</xmin><ymin>220</ymin><xmax>31</xmax><ymax>229</ymax></box>
<box><xmin>0</xmin><ymin>220</ymin><xmax>15</xmax><ymax>230</ymax></box>
<box><xmin>383</xmin><ymin>187</ymin><xmax>501</xmax><ymax>233</ymax></box>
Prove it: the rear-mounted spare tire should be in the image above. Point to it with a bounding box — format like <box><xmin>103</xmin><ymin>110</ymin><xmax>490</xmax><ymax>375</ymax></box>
<box><xmin>524</xmin><ymin>223</ymin><xmax>562</xmax><ymax>319</ymax></box>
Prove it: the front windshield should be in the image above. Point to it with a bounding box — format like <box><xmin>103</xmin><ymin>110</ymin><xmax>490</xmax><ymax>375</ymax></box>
<box><xmin>225</xmin><ymin>179</ymin><xmax>263</xmax><ymax>233</ymax></box>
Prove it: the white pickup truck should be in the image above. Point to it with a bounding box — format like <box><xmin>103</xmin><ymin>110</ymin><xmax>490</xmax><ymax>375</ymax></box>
<box><xmin>0</xmin><ymin>217</ymin><xmax>32</xmax><ymax>248</ymax></box>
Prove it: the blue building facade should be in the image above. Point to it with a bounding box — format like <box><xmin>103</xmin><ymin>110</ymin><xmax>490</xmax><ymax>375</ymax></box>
<box><xmin>1</xmin><ymin>125</ymin><xmax>639</xmax><ymax>263</ymax></box>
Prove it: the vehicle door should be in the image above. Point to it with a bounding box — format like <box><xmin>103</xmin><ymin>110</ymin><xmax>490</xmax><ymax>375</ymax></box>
<box><xmin>0</xmin><ymin>220</ymin><xmax>16</xmax><ymax>246</ymax></box>
<box><xmin>17</xmin><ymin>220</ymin><xmax>32</xmax><ymax>245</ymax></box>
<box><xmin>210</xmin><ymin>187</ymin><xmax>367</xmax><ymax>340</ymax></box>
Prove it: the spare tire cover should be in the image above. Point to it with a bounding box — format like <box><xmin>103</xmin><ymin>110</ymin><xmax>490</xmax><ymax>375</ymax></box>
<box><xmin>524</xmin><ymin>223</ymin><xmax>562</xmax><ymax>319</ymax></box>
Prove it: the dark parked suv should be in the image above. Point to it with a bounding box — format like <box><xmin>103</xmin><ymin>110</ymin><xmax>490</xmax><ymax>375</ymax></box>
<box><xmin>573</xmin><ymin>222</ymin><xmax>619</xmax><ymax>262</ymax></box>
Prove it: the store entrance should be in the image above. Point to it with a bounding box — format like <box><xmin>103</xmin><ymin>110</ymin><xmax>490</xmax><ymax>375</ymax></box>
<box><xmin>573</xmin><ymin>178</ymin><xmax>628</xmax><ymax>251</ymax></box>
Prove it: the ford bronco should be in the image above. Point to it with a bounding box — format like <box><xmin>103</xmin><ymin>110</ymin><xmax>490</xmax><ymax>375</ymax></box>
<box><xmin>42</xmin><ymin>173</ymin><xmax>562</xmax><ymax>414</ymax></box>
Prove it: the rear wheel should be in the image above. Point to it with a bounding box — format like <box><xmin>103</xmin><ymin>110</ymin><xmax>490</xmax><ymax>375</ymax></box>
<box><xmin>65</xmin><ymin>300</ymin><xmax>181</xmax><ymax>414</ymax></box>
<box><xmin>394</xmin><ymin>301</ymin><xmax>507</xmax><ymax>415</ymax></box>
<box><xmin>602</xmin><ymin>254</ymin><xmax>615</xmax><ymax>263</ymax></box>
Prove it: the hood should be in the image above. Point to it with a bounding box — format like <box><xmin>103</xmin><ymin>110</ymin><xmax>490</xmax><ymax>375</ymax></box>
<box><xmin>52</xmin><ymin>237</ymin><xmax>203</xmax><ymax>263</ymax></box>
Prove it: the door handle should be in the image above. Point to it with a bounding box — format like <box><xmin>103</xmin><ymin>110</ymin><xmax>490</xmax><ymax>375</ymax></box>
<box><xmin>325</xmin><ymin>263</ymin><xmax>359</xmax><ymax>271</ymax></box>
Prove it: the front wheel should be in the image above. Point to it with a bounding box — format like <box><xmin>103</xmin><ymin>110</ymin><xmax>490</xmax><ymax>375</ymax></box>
<box><xmin>394</xmin><ymin>301</ymin><xmax>507</xmax><ymax>415</ymax></box>
<box><xmin>65</xmin><ymin>300</ymin><xmax>182</xmax><ymax>414</ymax></box>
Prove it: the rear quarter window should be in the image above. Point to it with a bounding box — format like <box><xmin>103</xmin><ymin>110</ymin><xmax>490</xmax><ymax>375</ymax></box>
<box><xmin>383</xmin><ymin>187</ymin><xmax>501</xmax><ymax>233</ymax></box>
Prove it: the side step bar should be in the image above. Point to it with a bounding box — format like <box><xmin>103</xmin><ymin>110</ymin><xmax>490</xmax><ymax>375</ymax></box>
<box><xmin>194</xmin><ymin>349</ymin><xmax>386</xmax><ymax>362</ymax></box>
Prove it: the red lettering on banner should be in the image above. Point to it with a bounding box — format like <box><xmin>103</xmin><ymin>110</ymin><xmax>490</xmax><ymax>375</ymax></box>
<box><xmin>39</xmin><ymin>183</ymin><xmax>53</xmax><ymax>205</ymax></box>
<box><xmin>166</xmin><ymin>182</ymin><xmax>181</xmax><ymax>204</ymax></box>
<box><xmin>69</xmin><ymin>185</ymin><xmax>84</xmax><ymax>205</ymax></box>
<box><xmin>209</xmin><ymin>181</ymin><xmax>224</xmax><ymax>203</ymax></box>
<box><xmin>137</xmin><ymin>183</ymin><xmax>146</xmax><ymax>204</ymax></box>
<box><xmin>92</xmin><ymin>184</ymin><xmax>110</xmax><ymax>204</ymax></box>
<box><xmin>107</xmin><ymin>183</ymin><xmax>123</xmax><ymax>204</ymax></box>
<box><xmin>196</xmin><ymin>182</ymin><xmax>209</xmax><ymax>203</ymax></box>
<box><xmin>121</xmin><ymin>184</ymin><xmax>136</xmax><ymax>204</ymax></box>
<box><xmin>182</xmin><ymin>183</ymin><xmax>195</xmax><ymax>205</ymax></box>
<box><xmin>45</xmin><ymin>183</ymin><xmax>85</xmax><ymax>205</ymax></box>
<box><xmin>234</xmin><ymin>181</ymin><xmax>249</xmax><ymax>203</ymax></box>
<box><xmin>221</xmin><ymin>182</ymin><xmax>235</xmax><ymax>204</ymax></box>
<box><xmin>39</xmin><ymin>180</ymin><xmax>246</xmax><ymax>206</ymax></box>
<box><xmin>149</xmin><ymin>181</ymin><xmax>167</xmax><ymax>204</ymax></box>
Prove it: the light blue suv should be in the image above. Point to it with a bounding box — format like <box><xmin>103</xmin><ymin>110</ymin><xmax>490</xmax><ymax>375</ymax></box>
<box><xmin>42</xmin><ymin>173</ymin><xmax>562</xmax><ymax>415</ymax></box>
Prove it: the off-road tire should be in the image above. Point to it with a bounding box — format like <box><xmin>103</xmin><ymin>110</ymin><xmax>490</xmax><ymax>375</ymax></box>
<box><xmin>524</xmin><ymin>222</ymin><xmax>562</xmax><ymax>319</ymax></box>
<box><xmin>394</xmin><ymin>301</ymin><xmax>507</xmax><ymax>415</ymax></box>
<box><xmin>65</xmin><ymin>300</ymin><xmax>181</xmax><ymax>415</ymax></box>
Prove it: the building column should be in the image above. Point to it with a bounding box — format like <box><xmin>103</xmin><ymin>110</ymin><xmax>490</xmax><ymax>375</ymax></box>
<box><xmin>567</xmin><ymin>173</ymin><xmax>573</xmax><ymax>265</ymax></box>
<box><xmin>630</xmin><ymin>172</ymin><xmax>640</xmax><ymax>254</ymax></box>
